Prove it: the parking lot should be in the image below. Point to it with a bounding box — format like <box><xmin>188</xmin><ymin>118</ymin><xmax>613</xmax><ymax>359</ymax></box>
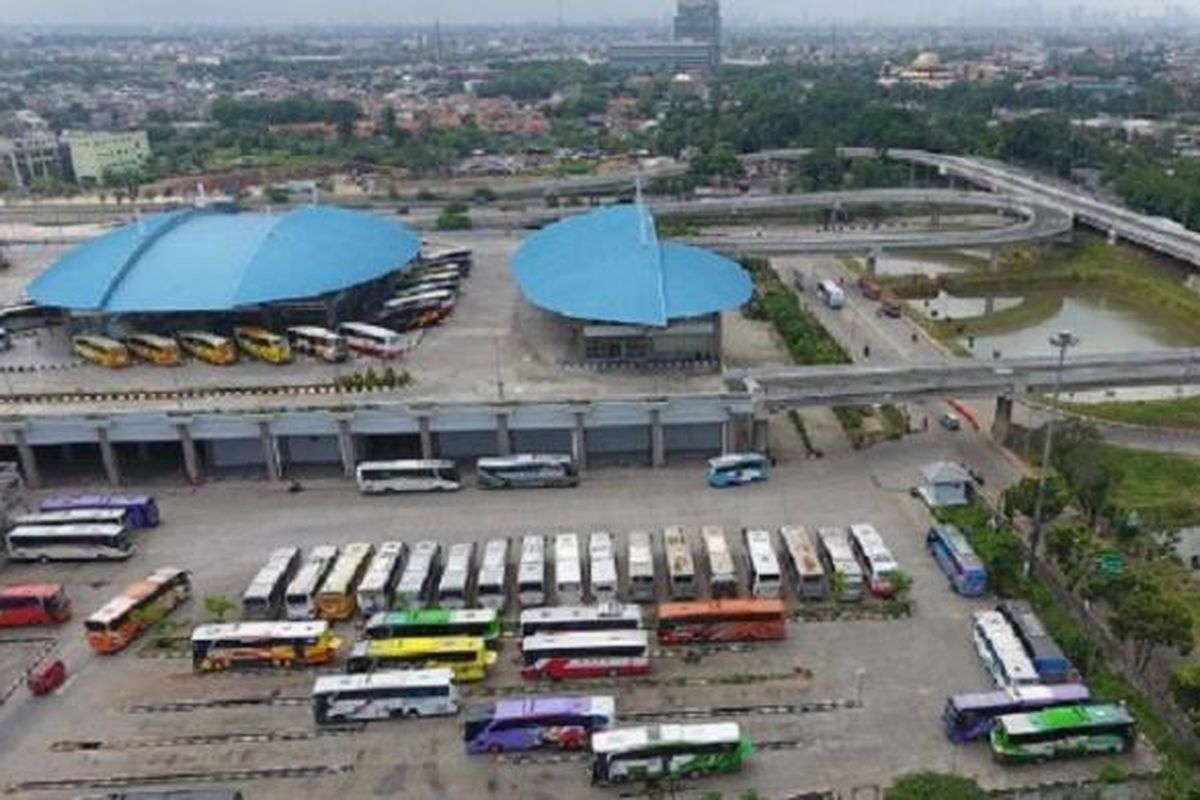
<box><xmin>0</xmin><ymin>436</ymin><xmax>1156</xmax><ymax>800</ymax></box>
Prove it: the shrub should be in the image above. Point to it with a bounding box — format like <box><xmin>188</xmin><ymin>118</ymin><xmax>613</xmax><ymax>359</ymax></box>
<box><xmin>1170</xmin><ymin>663</ymin><xmax>1200</xmax><ymax>713</ymax></box>
<box><xmin>884</xmin><ymin>772</ymin><xmax>986</xmax><ymax>800</ymax></box>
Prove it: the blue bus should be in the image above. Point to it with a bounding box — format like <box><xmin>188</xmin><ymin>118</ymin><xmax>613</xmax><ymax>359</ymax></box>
<box><xmin>706</xmin><ymin>453</ymin><xmax>770</xmax><ymax>488</ymax></box>
<box><xmin>39</xmin><ymin>493</ymin><xmax>160</xmax><ymax>529</ymax></box>
<box><xmin>926</xmin><ymin>524</ymin><xmax>987</xmax><ymax>597</ymax></box>
<box><xmin>997</xmin><ymin>600</ymin><xmax>1073</xmax><ymax>684</ymax></box>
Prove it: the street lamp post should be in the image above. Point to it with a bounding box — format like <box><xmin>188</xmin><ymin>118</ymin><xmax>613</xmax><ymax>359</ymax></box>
<box><xmin>1025</xmin><ymin>329</ymin><xmax>1079</xmax><ymax>577</ymax></box>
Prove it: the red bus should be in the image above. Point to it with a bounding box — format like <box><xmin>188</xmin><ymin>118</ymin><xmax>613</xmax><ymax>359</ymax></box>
<box><xmin>656</xmin><ymin>598</ymin><xmax>787</xmax><ymax>645</ymax></box>
<box><xmin>521</xmin><ymin>657</ymin><xmax>652</xmax><ymax>681</ymax></box>
<box><xmin>0</xmin><ymin>584</ymin><xmax>71</xmax><ymax>627</ymax></box>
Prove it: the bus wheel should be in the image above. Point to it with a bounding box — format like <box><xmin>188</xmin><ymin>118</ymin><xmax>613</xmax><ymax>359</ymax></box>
<box><xmin>607</xmin><ymin>668</ymin><xmax>620</xmax><ymax>678</ymax></box>
<box><xmin>38</xmin><ymin>555</ymin><xmax>50</xmax><ymax>565</ymax></box>
<box><xmin>488</xmin><ymin>744</ymin><xmax>503</xmax><ymax>755</ymax></box>
<box><xmin>406</xmin><ymin>709</ymin><xmax>421</xmax><ymax>720</ymax></box>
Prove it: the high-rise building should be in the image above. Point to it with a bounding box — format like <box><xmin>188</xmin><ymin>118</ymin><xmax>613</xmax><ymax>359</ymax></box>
<box><xmin>674</xmin><ymin>0</ymin><xmax>721</xmax><ymax>70</ymax></box>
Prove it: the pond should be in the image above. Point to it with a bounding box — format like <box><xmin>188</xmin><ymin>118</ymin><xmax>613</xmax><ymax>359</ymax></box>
<box><xmin>909</xmin><ymin>291</ymin><xmax>1022</xmax><ymax>321</ymax></box>
<box><xmin>872</xmin><ymin>256</ymin><xmax>965</xmax><ymax>278</ymax></box>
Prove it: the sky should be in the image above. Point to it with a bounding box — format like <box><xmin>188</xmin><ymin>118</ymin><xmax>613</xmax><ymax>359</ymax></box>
<box><xmin>0</xmin><ymin>0</ymin><xmax>1192</xmax><ymax>28</ymax></box>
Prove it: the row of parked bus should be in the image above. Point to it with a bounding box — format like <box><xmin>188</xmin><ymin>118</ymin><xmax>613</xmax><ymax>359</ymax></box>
<box><xmin>3</xmin><ymin>494</ymin><xmax>160</xmax><ymax>563</ymax></box>
<box><xmin>354</xmin><ymin>454</ymin><xmax>580</xmax><ymax>493</ymax></box>
<box><xmin>371</xmin><ymin>256</ymin><xmax>469</xmax><ymax>331</ymax></box>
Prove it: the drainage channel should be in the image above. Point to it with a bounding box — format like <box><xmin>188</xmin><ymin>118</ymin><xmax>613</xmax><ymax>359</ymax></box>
<box><xmin>619</xmin><ymin>698</ymin><xmax>861</xmax><ymax>722</ymax></box>
<box><xmin>465</xmin><ymin>670</ymin><xmax>805</xmax><ymax>697</ymax></box>
<box><xmin>51</xmin><ymin>726</ymin><xmax>362</xmax><ymax>752</ymax></box>
<box><xmin>126</xmin><ymin>695</ymin><xmax>309</xmax><ymax>714</ymax></box>
<box><xmin>498</xmin><ymin>736</ymin><xmax>816</xmax><ymax>766</ymax></box>
<box><xmin>6</xmin><ymin>764</ymin><xmax>354</xmax><ymax>794</ymax></box>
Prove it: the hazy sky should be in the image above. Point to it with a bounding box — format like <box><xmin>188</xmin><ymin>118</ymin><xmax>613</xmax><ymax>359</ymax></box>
<box><xmin>0</xmin><ymin>0</ymin><xmax>1191</xmax><ymax>27</ymax></box>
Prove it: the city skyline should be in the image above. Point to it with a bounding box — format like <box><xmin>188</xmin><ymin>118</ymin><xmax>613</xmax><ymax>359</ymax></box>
<box><xmin>1</xmin><ymin>0</ymin><xmax>1197</xmax><ymax>28</ymax></box>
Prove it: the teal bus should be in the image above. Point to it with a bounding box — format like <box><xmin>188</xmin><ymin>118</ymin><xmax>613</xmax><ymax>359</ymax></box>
<box><xmin>591</xmin><ymin>722</ymin><xmax>753</xmax><ymax>784</ymax></box>
<box><xmin>363</xmin><ymin>608</ymin><xmax>501</xmax><ymax>648</ymax></box>
<box><xmin>990</xmin><ymin>703</ymin><xmax>1135</xmax><ymax>764</ymax></box>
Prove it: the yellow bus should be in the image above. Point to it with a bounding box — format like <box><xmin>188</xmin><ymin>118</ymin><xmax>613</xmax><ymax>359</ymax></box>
<box><xmin>72</xmin><ymin>335</ymin><xmax>132</xmax><ymax>368</ymax></box>
<box><xmin>234</xmin><ymin>326</ymin><xmax>292</xmax><ymax>364</ymax></box>
<box><xmin>124</xmin><ymin>332</ymin><xmax>183</xmax><ymax>366</ymax></box>
<box><xmin>346</xmin><ymin>636</ymin><xmax>497</xmax><ymax>682</ymax></box>
<box><xmin>176</xmin><ymin>330</ymin><xmax>238</xmax><ymax>365</ymax></box>
<box><xmin>191</xmin><ymin>621</ymin><xmax>341</xmax><ymax>672</ymax></box>
<box><xmin>314</xmin><ymin>542</ymin><xmax>374</xmax><ymax>621</ymax></box>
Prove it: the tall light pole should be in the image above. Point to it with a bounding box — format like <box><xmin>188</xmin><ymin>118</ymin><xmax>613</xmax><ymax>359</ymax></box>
<box><xmin>1025</xmin><ymin>329</ymin><xmax>1079</xmax><ymax>576</ymax></box>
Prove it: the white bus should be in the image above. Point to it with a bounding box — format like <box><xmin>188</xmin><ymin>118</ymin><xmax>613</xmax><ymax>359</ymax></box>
<box><xmin>398</xmin><ymin>278</ymin><xmax>458</xmax><ymax>296</ymax></box>
<box><xmin>285</xmin><ymin>545</ymin><xmax>339</xmax><ymax>620</ymax></box>
<box><xmin>423</xmin><ymin>245</ymin><xmax>473</xmax><ymax>268</ymax></box>
<box><xmin>778</xmin><ymin>526</ymin><xmax>827</xmax><ymax>600</ymax></box>
<box><xmin>519</xmin><ymin>603</ymin><xmax>643</xmax><ymax>638</ymax></box>
<box><xmin>554</xmin><ymin>532</ymin><xmax>584</xmax><ymax>605</ymax></box>
<box><xmin>591</xmin><ymin>723</ymin><xmax>747</xmax><ymax>785</ymax></box>
<box><xmin>241</xmin><ymin>546</ymin><xmax>302</xmax><ymax>620</ymax></box>
<box><xmin>817</xmin><ymin>279</ymin><xmax>845</xmax><ymax>309</ymax></box>
<box><xmin>395</xmin><ymin>540</ymin><xmax>441</xmax><ymax>608</ymax></box>
<box><xmin>5</xmin><ymin>523</ymin><xmax>133</xmax><ymax>562</ymax></box>
<box><xmin>521</xmin><ymin>630</ymin><xmax>650</xmax><ymax>666</ymax></box>
<box><xmin>973</xmin><ymin>610</ymin><xmax>1040</xmax><ymax>688</ymax></box>
<box><xmin>337</xmin><ymin>321</ymin><xmax>408</xmax><ymax>359</ymax></box>
<box><xmin>662</xmin><ymin>526</ymin><xmax>697</xmax><ymax>600</ymax></box>
<box><xmin>626</xmin><ymin>530</ymin><xmax>656</xmax><ymax>603</ymax></box>
<box><xmin>476</xmin><ymin>454</ymin><xmax>580</xmax><ymax>490</ymax></box>
<box><xmin>847</xmin><ymin>523</ymin><xmax>901</xmax><ymax>598</ymax></box>
<box><xmin>744</xmin><ymin>528</ymin><xmax>783</xmax><ymax>599</ymax></box>
<box><xmin>11</xmin><ymin>508</ymin><xmax>129</xmax><ymax>528</ymax></box>
<box><xmin>400</xmin><ymin>266</ymin><xmax>461</xmax><ymax>287</ymax></box>
<box><xmin>475</xmin><ymin>538</ymin><xmax>510</xmax><ymax>611</ymax></box>
<box><xmin>382</xmin><ymin>289</ymin><xmax>456</xmax><ymax>316</ymax></box>
<box><xmin>815</xmin><ymin>527</ymin><xmax>864</xmax><ymax>602</ymax></box>
<box><xmin>355</xmin><ymin>460</ymin><xmax>463</xmax><ymax>494</ymax></box>
<box><xmin>588</xmin><ymin>531</ymin><xmax>618</xmax><ymax>602</ymax></box>
<box><xmin>286</xmin><ymin>326</ymin><xmax>348</xmax><ymax>363</ymax></box>
<box><xmin>437</xmin><ymin>542</ymin><xmax>476</xmax><ymax>609</ymax></box>
<box><xmin>518</xmin><ymin>534</ymin><xmax>546</xmax><ymax>607</ymax></box>
<box><xmin>356</xmin><ymin>541</ymin><xmax>407</xmax><ymax>616</ymax></box>
<box><xmin>701</xmin><ymin>526</ymin><xmax>738</xmax><ymax>598</ymax></box>
<box><xmin>312</xmin><ymin>668</ymin><xmax>458</xmax><ymax>725</ymax></box>
<box><xmin>315</xmin><ymin>542</ymin><xmax>375</xmax><ymax>620</ymax></box>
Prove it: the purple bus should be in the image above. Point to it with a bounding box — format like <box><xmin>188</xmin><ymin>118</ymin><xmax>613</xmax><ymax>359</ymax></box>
<box><xmin>943</xmin><ymin>683</ymin><xmax>1092</xmax><ymax>742</ymax></box>
<box><xmin>39</xmin><ymin>494</ymin><xmax>160</xmax><ymax>529</ymax></box>
<box><xmin>463</xmin><ymin>695</ymin><xmax>615</xmax><ymax>755</ymax></box>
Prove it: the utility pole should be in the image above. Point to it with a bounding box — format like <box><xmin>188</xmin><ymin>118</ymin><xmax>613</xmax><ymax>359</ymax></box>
<box><xmin>1025</xmin><ymin>329</ymin><xmax>1079</xmax><ymax>576</ymax></box>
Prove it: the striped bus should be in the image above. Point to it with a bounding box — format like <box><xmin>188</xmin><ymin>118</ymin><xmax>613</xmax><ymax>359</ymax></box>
<box><xmin>518</xmin><ymin>534</ymin><xmax>547</xmax><ymax>607</ymax></box>
<box><xmin>241</xmin><ymin>546</ymin><xmax>302</xmax><ymax>620</ymax></box>
<box><xmin>475</xmin><ymin>538</ymin><xmax>510</xmax><ymax>611</ymax></box>
<box><xmin>285</xmin><ymin>545</ymin><xmax>339</xmax><ymax>620</ymax></box>
<box><xmin>973</xmin><ymin>610</ymin><xmax>1039</xmax><ymax>688</ymax></box>
<box><xmin>519</xmin><ymin>603</ymin><xmax>642</xmax><ymax>638</ymax></box>
<box><xmin>521</xmin><ymin>630</ymin><xmax>650</xmax><ymax>666</ymax></box>
<box><xmin>364</xmin><ymin>608</ymin><xmax>501</xmax><ymax>647</ymax></box>
<box><xmin>662</xmin><ymin>526</ymin><xmax>697</xmax><ymax>600</ymax></box>
<box><xmin>191</xmin><ymin>621</ymin><xmax>340</xmax><ymax>672</ymax></box>
<box><xmin>591</xmin><ymin>723</ymin><xmax>753</xmax><ymax>785</ymax></box>
<box><xmin>85</xmin><ymin>567</ymin><xmax>191</xmax><ymax>654</ymax></box>
<box><xmin>990</xmin><ymin>703</ymin><xmax>1135</xmax><ymax>763</ymax></box>
<box><xmin>438</xmin><ymin>542</ymin><xmax>476</xmax><ymax>609</ymax></box>
<box><xmin>778</xmin><ymin>526</ymin><xmax>827</xmax><ymax>600</ymax></box>
<box><xmin>395</xmin><ymin>541</ymin><xmax>441</xmax><ymax>608</ymax></box>
<box><xmin>346</xmin><ymin>636</ymin><xmax>497</xmax><ymax>681</ymax></box>
<box><xmin>657</xmin><ymin>598</ymin><xmax>787</xmax><ymax>645</ymax></box>
<box><xmin>626</xmin><ymin>530</ymin><xmax>657</xmax><ymax>603</ymax></box>
<box><xmin>315</xmin><ymin>542</ymin><xmax>375</xmax><ymax>620</ymax></box>
<box><xmin>124</xmin><ymin>332</ymin><xmax>183</xmax><ymax>365</ymax></box>
<box><xmin>588</xmin><ymin>531</ymin><xmax>618</xmax><ymax>602</ymax></box>
<box><xmin>554</xmin><ymin>533</ymin><xmax>583</xmax><ymax>605</ymax></box>
<box><xmin>356</xmin><ymin>542</ymin><xmax>407</xmax><ymax>616</ymax></box>
<box><xmin>701</xmin><ymin>526</ymin><xmax>738</xmax><ymax>598</ymax></box>
<box><xmin>176</xmin><ymin>330</ymin><xmax>238</xmax><ymax>365</ymax></box>
<box><xmin>815</xmin><ymin>527</ymin><xmax>864</xmax><ymax>602</ymax></box>
<box><xmin>743</xmin><ymin>528</ymin><xmax>782</xmax><ymax>598</ymax></box>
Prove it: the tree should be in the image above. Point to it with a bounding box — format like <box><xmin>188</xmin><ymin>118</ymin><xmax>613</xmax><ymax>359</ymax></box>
<box><xmin>203</xmin><ymin>594</ymin><xmax>236</xmax><ymax>622</ymax></box>
<box><xmin>1003</xmin><ymin>474</ymin><xmax>1070</xmax><ymax>520</ymax></box>
<box><xmin>887</xmin><ymin>570</ymin><xmax>913</xmax><ymax>600</ymax></box>
<box><xmin>1110</xmin><ymin>584</ymin><xmax>1194</xmax><ymax>673</ymax></box>
<box><xmin>436</xmin><ymin>203</ymin><xmax>472</xmax><ymax>231</ymax></box>
<box><xmin>884</xmin><ymin>772</ymin><xmax>987</xmax><ymax>800</ymax></box>
<box><xmin>1170</xmin><ymin>662</ymin><xmax>1200</xmax><ymax>713</ymax></box>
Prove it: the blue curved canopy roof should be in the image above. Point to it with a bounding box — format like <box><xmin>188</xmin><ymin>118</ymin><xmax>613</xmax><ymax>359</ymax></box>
<box><xmin>511</xmin><ymin>204</ymin><xmax>751</xmax><ymax>326</ymax></box>
<box><xmin>28</xmin><ymin>205</ymin><xmax>420</xmax><ymax>312</ymax></box>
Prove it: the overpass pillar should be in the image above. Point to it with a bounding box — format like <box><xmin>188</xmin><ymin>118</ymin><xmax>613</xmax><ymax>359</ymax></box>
<box><xmin>97</xmin><ymin>426</ymin><xmax>121</xmax><ymax>487</ymax></box>
<box><xmin>177</xmin><ymin>423</ymin><xmax>202</xmax><ymax>485</ymax></box>
<box><xmin>11</xmin><ymin>429</ymin><xmax>40</xmax><ymax>490</ymax></box>
<box><xmin>865</xmin><ymin>252</ymin><xmax>877</xmax><ymax>276</ymax></box>
<box><xmin>258</xmin><ymin>421</ymin><xmax>282</xmax><ymax>482</ymax></box>
<box><xmin>417</xmin><ymin>414</ymin><xmax>434</xmax><ymax>460</ymax></box>
<box><xmin>570</xmin><ymin>410</ymin><xmax>588</xmax><ymax>472</ymax></box>
<box><xmin>751</xmin><ymin>414</ymin><xmax>770</xmax><ymax>454</ymax></box>
<box><xmin>989</xmin><ymin>248</ymin><xmax>1000</xmax><ymax>273</ymax></box>
<box><xmin>1108</xmin><ymin>229</ymin><xmax>1118</xmax><ymax>245</ymax></box>
<box><xmin>991</xmin><ymin>396</ymin><xmax>1014</xmax><ymax>444</ymax></box>
<box><xmin>335</xmin><ymin>417</ymin><xmax>356</xmax><ymax>478</ymax></box>
<box><xmin>721</xmin><ymin>415</ymin><xmax>734</xmax><ymax>455</ymax></box>
<box><xmin>650</xmin><ymin>408</ymin><xmax>666</xmax><ymax>469</ymax></box>
<box><xmin>495</xmin><ymin>412</ymin><xmax>512</xmax><ymax>457</ymax></box>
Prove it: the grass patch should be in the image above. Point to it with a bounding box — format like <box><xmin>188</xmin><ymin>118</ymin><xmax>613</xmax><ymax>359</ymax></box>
<box><xmin>1098</xmin><ymin>445</ymin><xmax>1200</xmax><ymax>528</ymax></box>
<box><xmin>1064</xmin><ymin>395</ymin><xmax>1200</xmax><ymax>432</ymax></box>
<box><xmin>743</xmin><ymin>258</ymin><xmax>850</xmax><ymax>365</ymax></box>
<box><xmin>929</xmin><ymin>292</ymin><xmax>1063</xmax><ymax>342</ymax></box>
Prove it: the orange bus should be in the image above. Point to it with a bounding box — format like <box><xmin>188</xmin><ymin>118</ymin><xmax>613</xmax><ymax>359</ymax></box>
<box><xmin>656</xmin><ymin>598</ymin><xmax>787</xmax><ymax>645</ymax></box>
<box><xmin>84</xmin><ymin>567</ymin><xmax>192</xmax><ymax>654</ymax></box>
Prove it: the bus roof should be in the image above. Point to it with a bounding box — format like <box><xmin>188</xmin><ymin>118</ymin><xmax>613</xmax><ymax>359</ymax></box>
<box><xmin>592</xmin><ymin>722</ymin><xmax>742</xmax><ymax>755</ymax></box>
<box><xmin>483</xmin><ymin>695</ymin><xmax>615</xmax><ymax>722</ymax></box>
<box><xmin>522</xmin><ymin>629</ymin><xmax>649</xmax><ymax>650</ymax></box>
<box><xmin>338</xmin><ymin>321</ymin><xmax>403</xmax><ymax>338</ymax></box>
<box><xmin>950</xmin><ymin>683</ymin><xmax>1091</xmax><ymax>712</ymax></box>
<box><xmin>357</xmin><ymin>635</ymin><xmax>487</xmax><ymax>654</ymax></box>
<box><xmin>89</xmin><ymin>568</ymin><xmax>187</xmax><ymax>625</ymax></box>
<box><xmin>998</xmin><ymin>703</ymin><xmax>1132</xmax><ymax>736</ymax></box>
<box><xmin>779</xmin><ymin>526</ymin><xmax>824</xmax><ymax>576</ymax></box>
<box><xmin>707</xmin><ymin>453</ymin><xmax>767</xmax><ymax>469</ymax></box>
<box><xmin>313</xmin><ymin>668</ymin><xmax>454</xmax><ymax>695</ymax></box>
<box><xmin>126</xmin><ymin>332</ymin><xmax>178</xmax><ymax>347</ymax></box>
<box><xmin>520</xmin><ymin>603</ymin><xmax>641</xmax><ymax>626</ymax></box>
<box><xmin>177</xmin><ymin>329</ymin><xmax>231</xmax><ymax>343</ymax></box>
<box><xmin>0</xmin><ymin>583</ymin><xmax>63</xmax><ymax>599</ymax></box>
<box><xmin>478</xmin><ymin>454</ymin><xmax>573</xmax><ymax>468</ymax></box>
<box><xmin>357</xmin><ymin>459</ymin><xmax>456</xmax><ymax>470</ymax></box>
<box><xmin>931</xmin><ymin>524</ymin><xmax>985</xmax><ymax>569</ymax></box>
<box><xmin>744</xmin><ymin>529</ymin><xmax>781</xmax><ymax>575</ymax></box>
<box><xmin>40</xmin><ymin>493</ymin><xmax>154</xmax><ymax>508</ymax></box>
<box><xmin>658</xmin><ymin>597</ymin><xmax>785</xmax><ymax>620</ymax></box>
<box><xmin>287</xmin><ymin>325</ymin><xmax>341</xmax><ymax>339</ymax></box>
<box><xmin>6</xmin><ymin>523</ymin><xmax>127</xmax><ymax>539</ymax></box>
<box><xmin>319</xmin><ymin>542</ymin><xmax>374</xmax><ymax>594</ymax></box>
<box><xmin>193</xmin><ymin>620</ymin><xmax>329</xmax><ymax>641</ymax></box>
<box><xmin>370</xmin><ymin>608</ymin><xmax>497</xmax><ymax>626</ymax></box>
<box><xmin>12</xmin><ymin>508</ymin><xmax>127</xmax><ymax>524</ymax></box>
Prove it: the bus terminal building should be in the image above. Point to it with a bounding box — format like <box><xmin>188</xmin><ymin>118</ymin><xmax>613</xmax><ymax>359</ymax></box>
<box><xmin>511</xmin><ymin>204</ymin><xmax>751</xmax><ymax>368</ymax></box>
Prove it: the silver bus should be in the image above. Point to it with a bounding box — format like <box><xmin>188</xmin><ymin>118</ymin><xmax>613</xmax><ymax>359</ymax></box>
<box><xmin>475</xmin><ymin>538</ymin><xmax>510</xmax><ymax>611</ymax></box>
<box><xmin>588</xmin><ymin>531</ymin><xmax>618</xmax><ymax>602</ymax></box>
<box><xmin>312</xmin><ymin>668</ymin><xmax>458</xmax><ymax>725</ymax></box>
<box><xmin>476</xmin><ymin>454</ymin><xmax>579</xmax><ymax>489</ymax></box>
<box><xmin>395</xmin><ymin>540</ymin><xmax>441</xmax><ymax>608</ymax></box>
<box><xmin>815</xmin><ymin>527</ymin><xmax>864</xmax><ymax>602</ymax></box>
<box><xmin>5</xmin><ymin>523</ymin><xmax>132</xmax><ymax>562</ymax></box>
<box><xmin>554</xmin><ymin>532</ymin><xmax>583</xmax><ymax>605</ymax></box>
<box><xmin>437</xmin><ymin>542</ymin><xmax>476</xmax><ymax>609</ymax></box>
<box><xmin>701</xmin><ymin>526</ymin><xmax>738</xmax><ymax>598</ymax></box>
<box><xmin>356</xmin><ymin>541</ymin><xmax>407</xmax><ymax>617</ymax></box>
<box><xmin>626</xmin><ymin>530</ymin><xmax>656</xmax><ymax>603</ymax></box>
<box><xmin>355</xmin><ymin>460</ymin><xmax>463</xmax><ymax>494</ymax></box>
<box><xmin>518</xmin><ymin>534</ymin><xmax>547</xmax><ymax>607</ymax></box>
<box><xmin>779</xmin><ymin>526</ymin><xmax>827</xmax><ymax>600</ymax></box>
<box><xmin>285</xmin><ymin>545</ymin><xmax>339</xmax><ymax>620</ymax></box>
<box><xmin>285</xmin><ymin>325</ymin><xmax>347</xmax><ymax>363</ymax></box>
<box><xmin>744</xmin><ymin>528</ymin><xmax>783</xmax><ymax>599</ymax></box>
<box><xmin>662</xmin><ymin>526</ymin><xmax>696</xmax><ymax>600</ymax></box>
<box><xmin>241</xmin><ymin>546</ymin><xmax>302</xmax><ymax>620</ymax></box>
<box><xmin>11</xmin><ymin>508</ymin><xmax>129</xmax><ymax>528</ymax></box>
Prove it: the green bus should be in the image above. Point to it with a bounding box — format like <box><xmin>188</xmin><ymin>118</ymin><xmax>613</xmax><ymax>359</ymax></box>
<box><xmin>363</xmin><ymin>608</ymin><xmax>501</xmax><ymax>647</ymax></box>
<box><xmin>990</xmin><ymin>703</ymin><xmax>1135</xmax><ymax>764</ymax></box>
<box><xmin>590</xmin><ymin>722</ymin><xmax>753</xmax><ymax>784</ymax></box>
